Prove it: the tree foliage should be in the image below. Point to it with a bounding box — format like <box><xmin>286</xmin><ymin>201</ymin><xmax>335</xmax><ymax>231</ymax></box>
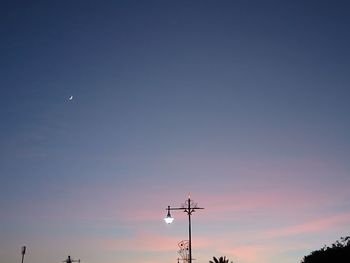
<box><xmin>301</xmin><ymin>236</ymin><xmax>350</xmax><ymax>263</ymax></box>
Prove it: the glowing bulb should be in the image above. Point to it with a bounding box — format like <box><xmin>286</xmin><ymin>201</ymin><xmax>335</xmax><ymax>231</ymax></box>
<box><xmin>164</xmin><ymin>216</ymin><xmax>174</xmax><ymax>224</ymax></box>
<box><xmin>164</xmin><ymin>206</ymin><xmax>174</xmax><ymax>224</ymax></box>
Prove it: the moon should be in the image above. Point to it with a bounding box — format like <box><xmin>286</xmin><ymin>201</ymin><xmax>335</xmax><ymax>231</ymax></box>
<box><xmin>68</xmin><ymin>95</ymin><xmax>73</xmax><ymax>101</ymax></box>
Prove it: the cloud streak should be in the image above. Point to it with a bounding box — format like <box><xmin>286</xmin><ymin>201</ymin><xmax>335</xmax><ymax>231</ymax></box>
<box><xmin>263</xmin><ymin>212</ymin><xmax>350</xmax><ymax>238</ymax></box>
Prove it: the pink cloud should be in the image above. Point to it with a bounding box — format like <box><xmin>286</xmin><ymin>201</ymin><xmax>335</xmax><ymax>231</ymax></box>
<box><xmin>97</xmin><ymin>231</ymin><xmax>211</xmax><ymax>252</ymax></box>
<box><xmin>222</xmin><ymin>244</ymin><xmax>272</xmax><ymax>263</ymax></box>
<box><xmin>195</xmin><ymin>189</ymin><xmax>337</xmax><ymax>223</ymax></box>
<box><xmin>263</xmin><ymin>212</ymin><xmax>350</xmax><ymax>238</ymax></box>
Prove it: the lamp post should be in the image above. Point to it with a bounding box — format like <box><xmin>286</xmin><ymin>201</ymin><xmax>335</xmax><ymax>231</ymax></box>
<box><xmin>164</xmin><ymin>195</ymin><xmax>204</xmax><ymax>263</ymax></box>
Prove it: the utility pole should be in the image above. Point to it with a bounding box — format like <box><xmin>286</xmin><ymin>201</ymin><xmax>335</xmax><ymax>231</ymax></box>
<box><xmin>21</xmin><ymin>246</ymin><xmax>26</xmax><ymax>263</ymax></box>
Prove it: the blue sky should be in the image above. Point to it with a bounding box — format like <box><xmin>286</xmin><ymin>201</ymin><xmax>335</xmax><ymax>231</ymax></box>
<box><xmin>1</xmin><ymin>1</ymin><xmax>350</xmax><ymax>263</ymax></box>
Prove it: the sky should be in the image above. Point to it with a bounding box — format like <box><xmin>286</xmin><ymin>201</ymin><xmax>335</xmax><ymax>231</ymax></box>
<box><xmin>1</xmin><ymin>1</ymin><xmax>350</xmax><ymax>263</ymax></box>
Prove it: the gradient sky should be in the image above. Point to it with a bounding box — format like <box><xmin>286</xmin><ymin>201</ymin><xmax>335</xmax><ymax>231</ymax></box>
<box><xmin>1</xmin><ymin>1</ymin><xmax>350</xmax><ymax>263</ymax></box>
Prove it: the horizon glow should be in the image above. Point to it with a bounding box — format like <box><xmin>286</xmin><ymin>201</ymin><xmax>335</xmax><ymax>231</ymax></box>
<box><xmin>1</xmin><ymin>1</ymin><xmax>350</xmax><ymax>263</ymax></box>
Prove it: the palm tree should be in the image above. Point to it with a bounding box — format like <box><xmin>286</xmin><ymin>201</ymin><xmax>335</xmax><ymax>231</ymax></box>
<box><xmin>209</xmin><ymin>256</ymin><xmax>230</xmax><ymax>263</ymax></box>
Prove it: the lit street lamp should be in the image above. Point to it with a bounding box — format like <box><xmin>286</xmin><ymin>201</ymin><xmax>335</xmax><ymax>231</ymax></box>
<box><xmin>164</xmin><ymin>195</ymin><xmax>204</xmax><ymax>263</ymax></box>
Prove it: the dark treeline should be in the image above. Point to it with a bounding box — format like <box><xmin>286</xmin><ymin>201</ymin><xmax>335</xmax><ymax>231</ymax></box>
<box><xmin>301</xmin><ymin>236</ymin><xmax>350</xmax><ymax>263</ymax></box>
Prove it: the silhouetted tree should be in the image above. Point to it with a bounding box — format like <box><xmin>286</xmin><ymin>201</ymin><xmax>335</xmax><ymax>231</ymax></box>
<box><xmin>209</xmin><ymin>256</ymin><xmax>230</xmax><ymax>263</ymax></box>
<box><xmin>301</xmin><ymin>236</ymin><xmax>350</xmax><ymax>263</ymax></box>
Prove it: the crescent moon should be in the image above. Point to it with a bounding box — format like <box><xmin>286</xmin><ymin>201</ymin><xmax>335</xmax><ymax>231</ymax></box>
<box><xmin>69</xmin><ymin>96</ymin><xmax>73</xmax><ymax>101</ymax></box>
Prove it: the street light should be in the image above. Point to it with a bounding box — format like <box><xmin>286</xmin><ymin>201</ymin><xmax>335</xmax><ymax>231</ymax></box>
<box><xmin>164</xmin><ymin>195</ymin><xmax>204</xmax><ymax>263</ymax></box>
<box><xmin>164</xmin><ymin>206</ymin><xmax>174</xmax><ymax>224</ymax></box>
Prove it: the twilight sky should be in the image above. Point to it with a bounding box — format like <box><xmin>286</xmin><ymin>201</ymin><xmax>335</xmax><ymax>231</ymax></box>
<box><xmin>1</xmin><ymin>1</ymin><xmax>350</xmax><ymax>263</ymax></box>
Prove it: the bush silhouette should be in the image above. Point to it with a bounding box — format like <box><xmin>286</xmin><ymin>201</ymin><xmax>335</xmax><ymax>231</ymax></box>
<box><xmin>301</xmin><ymin>236</ymin><xmax>350</xmax><ymax>263</ymax></box>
